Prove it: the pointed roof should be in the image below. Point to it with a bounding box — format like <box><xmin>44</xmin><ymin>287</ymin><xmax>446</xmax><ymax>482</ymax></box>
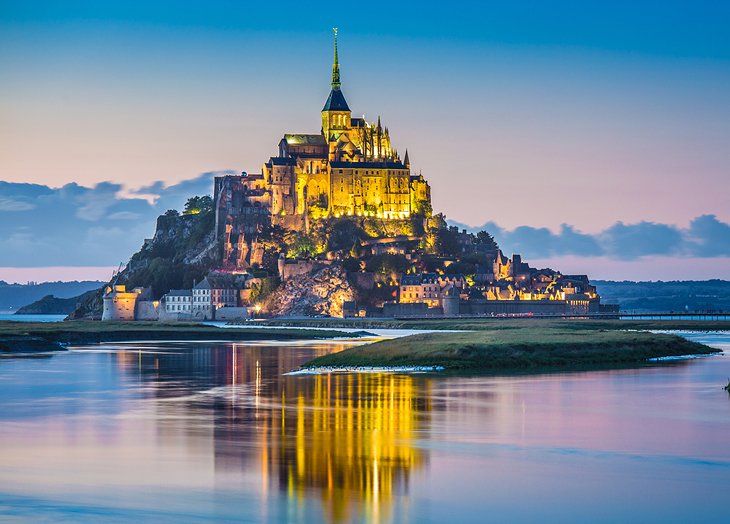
<box><xmin>323</xmin><ymin>88</ymin><xmax>350</xmax><ymax>111</ymax></box>
<box><xmin>404</xmin><ymin>149</ymin><xmax>410</xmax><ymax>167</ymax></box>
<box><xmin>322</xmin><ymin>28</ymin><xmax>350</xmax><ymax>112</ymax></box>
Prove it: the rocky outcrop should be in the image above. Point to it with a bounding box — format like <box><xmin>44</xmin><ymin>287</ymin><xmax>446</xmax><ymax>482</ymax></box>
<box><xmin>266</xmin><ymin>264</ymin><xmax>355</xmax><ymax>318</ymax></box>
<box><xmin>15</xmin><ymin>291</ymin><xmax>97</xmax><ymax>315</ymax></box>
<box><xmin>68</xmin><ymin>211</ymin><xmax>219</xmax><ymax>319</ymax></box>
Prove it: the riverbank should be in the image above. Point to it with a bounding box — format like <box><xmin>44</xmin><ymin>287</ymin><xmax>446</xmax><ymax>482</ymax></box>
<box><xmin>303</xmin><ymin>327</ymin><xmax>720</xmax><ymax>371</ymax></box>
<box><xmin>0</xmin><ymin>321</ymin><xmax>359</xmax><ymax>354</ymax></box>
<box><xmin>265</xmin><ymin>317</ymin><xmax>730</xmax><ymax>332</ymax></box>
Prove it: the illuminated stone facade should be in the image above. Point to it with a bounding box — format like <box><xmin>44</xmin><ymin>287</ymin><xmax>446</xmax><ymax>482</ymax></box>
<box><xmin>102</xmin><ymin>285</ymin><xmax>158</xmax><ymax>321</ymax></box>
<box><xmin>214</xmin><ymin>29</ymin><xmax>432</xmax><ymax>266</ymax></box>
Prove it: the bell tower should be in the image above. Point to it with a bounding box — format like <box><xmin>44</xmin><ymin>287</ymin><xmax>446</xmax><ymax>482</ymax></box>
<box><xmin>321</xmin><ymin>28</ymin><xmax>351</xmax><ymax>141</ymax></box>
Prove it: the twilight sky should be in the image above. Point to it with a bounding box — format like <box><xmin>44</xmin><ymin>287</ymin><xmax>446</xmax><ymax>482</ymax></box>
<box><xmin>1</xmin><ymin>1</ymin><xmax>730</xmax><ymax>282</ymax></box>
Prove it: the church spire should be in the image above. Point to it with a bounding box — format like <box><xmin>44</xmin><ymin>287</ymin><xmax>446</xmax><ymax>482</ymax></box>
<box><xmin>331</xmin><ymin>27</ymin><xmax>341</xmax><ymax>90</ymax></box>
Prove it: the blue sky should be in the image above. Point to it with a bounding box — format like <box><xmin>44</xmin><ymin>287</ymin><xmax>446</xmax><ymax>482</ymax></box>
<box><xmin>1</xmin><ymin>1</ymin><xmax>729</xmax><ymax>281</ymax></box>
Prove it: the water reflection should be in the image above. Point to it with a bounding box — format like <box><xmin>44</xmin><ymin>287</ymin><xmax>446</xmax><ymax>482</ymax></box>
<box><xmin>121</xmin><ymin>342</ymin><xmax>430</xmax><ymax>523</ymax></box>
<box><xmin>1</xmin><ymin>338</ymin><xmax>729</xmax><ymax>523</ymax></box>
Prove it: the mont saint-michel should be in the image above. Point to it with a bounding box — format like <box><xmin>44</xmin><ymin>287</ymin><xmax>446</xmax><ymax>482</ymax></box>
<box><xmin>3</xmin><ymin>10</ymin><xmax>730</xmax><ymax>524</ymax></box>
<box><xmin>88</xmin><ymin>31</ymin><xmax>611</xmax><ymax>323</ymax></box>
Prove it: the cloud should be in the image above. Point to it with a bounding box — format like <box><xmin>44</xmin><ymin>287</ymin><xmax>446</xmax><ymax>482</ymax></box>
<box><xmin>451</xmin><ymin>214</ymin><xmax>730</xmax><ymax>261</ymax></box>
<box><xmin>0</xmin><ymin>198</ymin><xmax>35</xmax><ymax>211</ymax></box>
<box><xmin>2</xmin><ymin>171</ymin><xmax>728</xmax><ymax>269</ymax></box>
<box><xmin>107</xmin><ymin>211</ymin><xmax>142</xmax><ymax>220</ymax></box>
<box><xmin>686</xmin><ymin>214</ymin><xmax>730</xmax><ymax>256</ymax></box>
<box><xmin>0</xmin><ymin>174</ymin><xmax>225</xmax><ymax>267</ymax></box>
<box><xmin>601</xmin><ymin>221</ymin><xmax>684</xmax><ymax>259</ymax></box>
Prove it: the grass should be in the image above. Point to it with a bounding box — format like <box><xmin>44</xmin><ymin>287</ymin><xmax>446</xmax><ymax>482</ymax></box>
<box><xmin>0</xmin><ymin>320</ymin><xmax>357</xmax><ymax>353</ymax></box>
<box><xmin>304</xmin><ymin>327</ymin><xmax>719</xmax><ymax>370</ymax></box>
<box><xmin>265</xmin><ymin>317</ymin><xmax>730</xmax><ymax>333</ymax></box>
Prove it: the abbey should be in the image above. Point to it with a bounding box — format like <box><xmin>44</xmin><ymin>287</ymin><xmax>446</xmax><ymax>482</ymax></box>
<box><xmin>214</xmin><ymin>30</ymin><xmax>431</xmax><ymax>266</ymax></box>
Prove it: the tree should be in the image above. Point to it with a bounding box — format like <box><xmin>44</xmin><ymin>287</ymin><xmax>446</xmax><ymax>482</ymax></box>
<box><xmin>164</xmin><ymin>209</ymin><xmax>179</xmax><ymax>217</ymax></box>
<box><xmin>183</xmin><ymin>195</ymin><xmax>214</xmax><ymax>215</ymax></box>
<box><xmin>475</xmin><ymin>230</ymin><xmax>498</xmax><ymax>251</ymax></box>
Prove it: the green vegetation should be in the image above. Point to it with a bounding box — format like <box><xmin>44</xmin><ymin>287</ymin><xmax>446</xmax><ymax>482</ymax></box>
<box><xmin>0</xmin><ymin>321</ymin><xmax>360</xmax><ymax>353</ymax></box>
<box><xmin>304</xmin><ymin>327</ymin><xmax>718</xmax><ymax>370</ymax></box>
<box><xmin>249</xmin><ymin>277</ymin><xmax>280</xmax><ymax>304</ymax></box>
<box><xmin>265</xmin><ymin>317</ymin><xmax>730</xmax><ymax>332</ymax></box>
<box><xmin>183</xmin><ymin>195</ymin><xmax>214</xmax><ymax>215</ymax></box>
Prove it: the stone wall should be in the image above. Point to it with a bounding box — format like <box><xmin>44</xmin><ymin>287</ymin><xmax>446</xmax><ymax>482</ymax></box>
<box><xmin>215</xmin><ymin>307</ymin><xmax>249</xmax><ymax>321</ymax></box>
<box><xmin>382</xmin><ymin>302</ymin><xmax>441</xmax><ymax>317</ymax></box>
<box><xmin>135</xmin><ymin>300</ymin><xmax>160</xmax><ymax>321</ymax></box>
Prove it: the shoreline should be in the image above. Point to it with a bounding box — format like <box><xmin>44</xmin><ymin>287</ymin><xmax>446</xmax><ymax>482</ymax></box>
<box><xmin>0</xmin><ymin>321</ymin><xmax>362</xmax><ymax>354</ymax></box>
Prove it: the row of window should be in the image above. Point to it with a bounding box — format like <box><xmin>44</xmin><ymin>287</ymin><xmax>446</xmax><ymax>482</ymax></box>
<box><xmin>167</xmin><ymin>304</ymin><xmax>191</xmax><ymax>312</ymax></box>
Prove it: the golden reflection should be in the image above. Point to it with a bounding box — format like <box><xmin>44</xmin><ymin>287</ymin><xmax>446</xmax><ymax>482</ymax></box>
<box><xmin>123</xmin><ymin>342</ymin><xmax>430</xmax><ymax>523</ymax></box>
<box><xmin>273</xmin><ymin>372</ymin><xmax>429</xmax><ymax>523</ymax></box>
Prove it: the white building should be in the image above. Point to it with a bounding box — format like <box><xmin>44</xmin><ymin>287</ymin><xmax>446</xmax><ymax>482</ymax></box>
<box><xmin>163</xmin><ymin>289</ymin><xmax>192</xmax><ymax>315</ymax></box>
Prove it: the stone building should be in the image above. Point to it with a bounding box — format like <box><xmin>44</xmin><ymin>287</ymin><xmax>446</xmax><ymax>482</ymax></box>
<box><xmin>214</xmin><ymin>29</ymin><xmax>432</xmax><ymax>268</ymax></box>
<box><xmin>192</xmin><ymin>274</ymin><xmax>241</xmax><ymax>320</ymax></box>
<box><xmin>162</xmin><ymin>289</ymin><xmax>192</xmax><ymax>320</ymax></box>
<box><xmin>399</xmin><ymin>273</ymin><xmax>466</xmax><ymax>308</ymax></box>
<box><xmin>102</xmin><ymin>285</ymin><xmax>158</xmax><ymax>321</ymax></box>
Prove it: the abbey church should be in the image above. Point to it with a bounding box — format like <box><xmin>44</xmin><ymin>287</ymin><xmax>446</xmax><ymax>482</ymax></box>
<box><xmin>214</xmin><ymin>30</ymin><xmax>432</xmax><ymax>267</ymax></box>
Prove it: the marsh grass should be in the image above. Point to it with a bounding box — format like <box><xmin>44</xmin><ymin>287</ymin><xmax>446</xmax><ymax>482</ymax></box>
<box><xmin>305</xmin><ymin>327</ymin><xmax>718</xmax><ymax>370</ymax></box>
<box><xmin>266</xmin><ymin>317</ymin><xmax>730</xmax><ymax>333</ymax></box>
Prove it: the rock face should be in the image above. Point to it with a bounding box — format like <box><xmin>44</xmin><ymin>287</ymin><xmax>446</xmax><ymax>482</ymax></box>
<box><xmin>267</xmin><ymin>265</ymin><xmax>355</xmax><ymax>318</ymax></box>
<box><xmin>68</xmin><ymin>212</ymin><xmax>218</xmax><ymax>319</ymax></box>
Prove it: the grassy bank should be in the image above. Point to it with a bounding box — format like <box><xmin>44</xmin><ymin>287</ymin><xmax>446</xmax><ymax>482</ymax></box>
<box><xmin>266</xmin><ymin>317</ymin><xmax>730</xmax><ymax>333</ymax></box>
<box><xmin>0</xmin><ymin>321</ymin><xmax>357</xmax><ymax>353</ymax></box>
<box><xmin>304</xmin><ymin>327</ymin><xmax>719</xmax><ymax>370</ymax></box>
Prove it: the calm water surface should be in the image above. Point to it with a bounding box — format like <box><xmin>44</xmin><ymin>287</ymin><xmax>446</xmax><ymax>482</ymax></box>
<box><xmin>0</xmin><ymin>313</ymin><xmax>66</xmax><ymax>322</ymax></box>
<box><xmin>0</xmin><ymin>334</ymin><xmax>729</xmax><ymax>523</ymax></box>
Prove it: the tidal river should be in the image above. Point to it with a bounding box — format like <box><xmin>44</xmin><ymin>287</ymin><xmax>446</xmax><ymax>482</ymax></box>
<box><xmin>0</xmin><ymin>332</ymin><xmax>728</xmax><ymax>523</ymax></box>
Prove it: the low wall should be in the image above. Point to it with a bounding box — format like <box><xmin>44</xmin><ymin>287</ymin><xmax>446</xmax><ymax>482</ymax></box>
<box><xmin>158</xmin><ymin>310</ymin><xmax>192</xmax><ymax>322</ymax></box>
<box><xmin>383</xmin><ymin>302</ymin><xmax>443</xmax><ymax>317</ymax></box>
<box><xmin>460</xmin><ymin>300</ymin><xmax>567</xmax><ymax>316</ymax></box>
<box><xmin>215</xmin><ymin>307</ymin><xmax>249</xmax><ymax>321</ymax></box>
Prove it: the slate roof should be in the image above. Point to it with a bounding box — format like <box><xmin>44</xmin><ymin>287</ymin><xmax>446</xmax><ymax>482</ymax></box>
<box><xmin>401</xmin><ymin>273</ymin><xmax>439</xmax><ymax>286</ymax></box>
<box><xmin>194</xmin><ymin>274</ymin><xmax>241</xmax><ymax>290</ymax></box>
<box><xmin>322</xmin><ymin>88</ymin><xmax>350</xmax><ymax>112</ymax></box>
<box><xmin>268</xmin><ymin>157</ymin><xmax>297</xmax><ymax>166</ymax></box>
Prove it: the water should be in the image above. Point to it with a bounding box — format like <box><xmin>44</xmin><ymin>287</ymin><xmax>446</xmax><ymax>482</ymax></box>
<box><xmin>0</xmin><ymin>335</ymin><xmax>729</xmax><ymax>523</ymax></box>
<box><xmin>0</xmin><ymin>313</ymin><xmax>66</xmax><ymax>322</ymax></box>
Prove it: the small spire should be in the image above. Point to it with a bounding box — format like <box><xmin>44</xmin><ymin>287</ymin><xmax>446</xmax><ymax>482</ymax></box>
<box><xmin>404</xmin><ymin>149</ymin><xmax>410</xmax><ymax>167</ymax></box>
<box><xmin>331</xmin><ymin>27</ymin><xmax>341</xmax><ymax>90</ymax></box>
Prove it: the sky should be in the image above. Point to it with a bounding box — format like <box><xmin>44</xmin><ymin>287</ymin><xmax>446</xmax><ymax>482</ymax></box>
<box><xmin>1</xmin><ymin>1</ymin><xmax>729</xmax><ymax>282</ymax></box>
